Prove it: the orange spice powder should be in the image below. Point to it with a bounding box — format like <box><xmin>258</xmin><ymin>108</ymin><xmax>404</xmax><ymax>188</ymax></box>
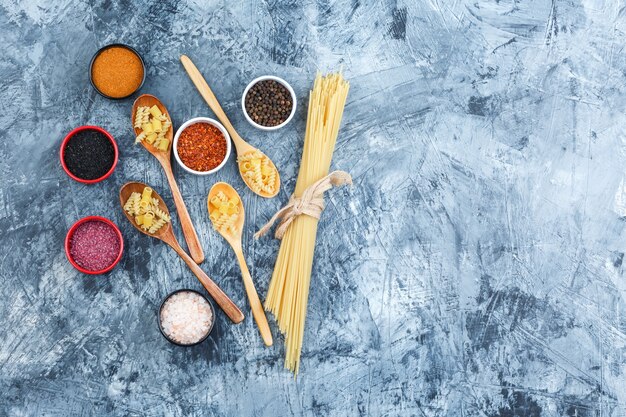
<box><xmin>91</xmin><ymin>47</ymin><xmax>144</xmax><ymax>98</ymax></box>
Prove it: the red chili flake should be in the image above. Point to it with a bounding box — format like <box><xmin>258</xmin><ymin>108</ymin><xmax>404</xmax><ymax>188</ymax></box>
<box><xmin>69</xmin><ymin>221</ymin><xmax>120</xmax><ymax>271</ymax></box>
<box><xmin>177</xmin><ymin>123</ymin><xmax>227</xmax><ymax>172</ymax></box>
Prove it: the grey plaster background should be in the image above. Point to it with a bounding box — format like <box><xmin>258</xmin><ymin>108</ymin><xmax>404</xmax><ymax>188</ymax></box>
<box><xmin>1</xmin><ymin>0</ymin><xmax>626</xmax><ymax>416</ymax></box>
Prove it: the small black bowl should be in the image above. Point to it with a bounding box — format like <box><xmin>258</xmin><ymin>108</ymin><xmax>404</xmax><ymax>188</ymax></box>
<box><xmin>89</xmin><ymin>43</ymin><xmax>146</xmax><ymax>100</ymax></box>
<box><xmin>158</xmin><ymin>289</ymin><xmax>216</xmax><ymax>347</ymax></box>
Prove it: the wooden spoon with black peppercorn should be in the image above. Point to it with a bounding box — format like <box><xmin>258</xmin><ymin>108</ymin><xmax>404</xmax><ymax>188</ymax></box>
<box><xmin>180</xmin><ymin>55</ymin><xmax>281</xmax><ymax>198</ymax></box>
<box><xmin>131</xmin><ymin>94</ymin><xmax>205</xmax><ymax>264</ymax></box>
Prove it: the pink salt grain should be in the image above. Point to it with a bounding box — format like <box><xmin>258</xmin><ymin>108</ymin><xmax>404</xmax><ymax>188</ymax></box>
<box><xmin>69</xmin><ymin>221</ymin><xmax>120</xmax><ymax>271</ymax></box>
<box><xmin>160</xmin><ymin>291</ymin><xmax>214</xmax><ymax>345</ymax></box>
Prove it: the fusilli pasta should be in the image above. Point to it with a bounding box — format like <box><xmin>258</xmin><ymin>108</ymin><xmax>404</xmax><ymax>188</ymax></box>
<box><xmin>134</xmin><ymin>107</ymin><xmax>149</xmax><ymax>129</ymax></box>
<box><xmin>124</xmin><ymin>192</ymin><xmax>141</xmax><ymax>213</ymax></box>
<box><xmin>134</xmin><ymin>105</ymin><xmax>171</xmax><ymax>151</ymax></box>
<box><xmin>208</xmin><ymin>189</ymin><xmax>240</xmax><ymax>236</ymax></box>
<box><xmin>237</xmin><ymin>150</ymin><xmax>277</xmax><ymax>195</ymax></box>
<box><xmin>123</xmin><ymin>186</ymin><xmax>170</xmax><ymax>234</ymax></box>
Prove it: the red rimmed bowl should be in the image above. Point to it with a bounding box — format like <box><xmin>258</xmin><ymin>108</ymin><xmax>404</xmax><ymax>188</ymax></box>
<box><xmin>60</xmin><ymin>125</ymin><xmax>119</xmax><ymax>184</ymax></box>
<box><xmin>65</xmin><ymin>216</ymin><xmax>124</xmax><ymax>275</ymax></box>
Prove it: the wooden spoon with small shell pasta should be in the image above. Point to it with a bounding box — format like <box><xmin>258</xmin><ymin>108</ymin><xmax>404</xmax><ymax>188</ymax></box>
<box><xmin>180</xmin><ymin>55</ymin><xmax>281</xmax><ymax>198</ymax></box>
<box><xmin>120</xmin><ymin>181</ymin><xmax>244</xmax><ymax>324</ymax></box>
<box><xmin>131</xmin><ymin>94</ymin><xmax>205</xmax><ymax>264</ymax></box>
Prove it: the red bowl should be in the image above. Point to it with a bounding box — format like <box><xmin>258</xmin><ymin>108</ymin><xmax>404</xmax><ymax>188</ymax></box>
<box><xmin>65</xmin><ymin>216</ymin><xmax>124</xmax><ymax>275</ymax></box>
<box><xmin>60</xmin><ymin>125</ymin><xmax>119</xmax><ymax>184</ymax></box>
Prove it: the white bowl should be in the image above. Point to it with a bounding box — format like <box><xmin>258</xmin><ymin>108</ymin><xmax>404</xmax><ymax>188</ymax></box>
<box><xmin>241</xmin><ymin>75</ymin><xmax>297</xmax><ymax>131</ymax></box>
<box><xmin>173</xmin><ymin>117</ymin><xmax>231</xmax><ymax>176</ymax></box>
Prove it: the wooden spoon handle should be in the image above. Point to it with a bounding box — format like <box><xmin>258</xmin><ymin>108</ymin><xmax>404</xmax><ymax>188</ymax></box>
<box><xmin>168</xmin><ymin>239</ymin><xmax>244</xmax><ymax>324</ymax></box>
<box><xmin>161</xmin><ymin>161</ymin><xmax>205</xmax><ymax>264</ymax></box>
<box><xmin>180</xmin><ymin>55</ymin><xmax>243</xmax><ymax>146</ymax></box>
<box><xmin>235</xmin><ymin>249</ymin><xmax>273</xmax><ymax>346</ymax></box>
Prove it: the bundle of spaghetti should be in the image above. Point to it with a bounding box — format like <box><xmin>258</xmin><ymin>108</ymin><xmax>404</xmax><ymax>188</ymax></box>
<box><xmin>264</xmin><ymin>72</ymin><xmax>349</xmax><ymax>374</ymax></box>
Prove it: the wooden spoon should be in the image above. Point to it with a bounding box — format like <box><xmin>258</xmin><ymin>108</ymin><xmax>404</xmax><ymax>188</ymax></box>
<box><xmin>119</xmin><ymin>181</ymin><xmax>244</xmax><ymax>324</ymax></box>
<box><xmin>131</xmin><ymin>94</ymin><xmax>205</xmax><ymax>264</ymax></box>
<box><xmin>180</xmin><ymin>55</ymin><xmax>281</xmax><ymax>198</ymax></box>
<box><xmin>208</xmin><ymin>182</ymin><xmax>273</xmax><ymax>346</ymax></box>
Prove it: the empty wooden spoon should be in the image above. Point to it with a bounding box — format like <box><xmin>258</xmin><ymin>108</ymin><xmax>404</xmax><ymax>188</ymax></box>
<box><xmin>120</xmin><ymin>181</ymin><xmax>244</xmax><ymax>324</ymax></box>
<box><xmin>131</xmin><ymin>94</ymin><xmax>205</xmax><ymax>264</ymax></box>
<box><xmin>208</xmin><ymin>182</ymin><xmax>272</xmax><ymax>346</ymax></box>
<box><xmin>180</xmin><ymin>55</ymin><xmax>281</xmax><ymax>198</ymax></box>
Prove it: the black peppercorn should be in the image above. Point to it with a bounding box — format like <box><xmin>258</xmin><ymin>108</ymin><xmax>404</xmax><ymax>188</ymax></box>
<box><xmin>245</xmin><ymin>79</ymin><xmax>293</xmax><ymax>127</ymax></box>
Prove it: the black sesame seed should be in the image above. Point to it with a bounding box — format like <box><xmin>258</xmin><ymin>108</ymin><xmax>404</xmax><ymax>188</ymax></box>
<box><xmin>63</xmin><ymin>129</ymin><xmax>115</xmax><ymax>180</ymax></box>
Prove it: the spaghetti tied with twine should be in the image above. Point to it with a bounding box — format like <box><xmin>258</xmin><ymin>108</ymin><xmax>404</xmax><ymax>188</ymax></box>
<box><xmin>254</xmin><ymin>171</ymin><xmax>352</xmax><ymax>240</ymax></box>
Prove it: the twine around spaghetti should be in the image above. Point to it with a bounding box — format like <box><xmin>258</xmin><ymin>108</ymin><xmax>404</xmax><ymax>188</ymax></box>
<box><xmin>254</xmin><ymin>171</ymin><xmax>352</xmax><ymax>239</ymax></box>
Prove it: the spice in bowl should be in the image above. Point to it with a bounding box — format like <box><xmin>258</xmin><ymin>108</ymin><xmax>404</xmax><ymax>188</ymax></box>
<box><xmin>62</xmin><ymin>127</ymin><xmax>117</xmax><ymax>182</ymax></box>
<box><xmin>90</xmin><ymin>45</ymin><xmax>144</xmax><ymax>99</ymax></box>
<box><xmin>244</xmin><ymin>79</ymin><xmax>294</xmax><ymax>128</ymax></box>
<box><xmin>159</xmin><ymin>290</ymin><xmax>215</xmax><ymax>346</ymax></box>
<box><xmin>67</xmin><ymin>219</ymin><xmax>123</xmax><ymax>273</ymax></box>
<box><xmin>177</xmin><ymin>122</ymin><xmax>228</xmax><ymax>172</ymax></box>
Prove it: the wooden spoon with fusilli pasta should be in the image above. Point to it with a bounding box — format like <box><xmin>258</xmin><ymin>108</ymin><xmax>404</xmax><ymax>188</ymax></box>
<box><xmin>119</xmin><ymin>181</ymin><xmax>244</xmax><ymax>324</ymax></box>
<box><xmin>180</xmin><ymin>55</ymin><xmax>281</xmax><ymax>198</ymax></box>
<box><xmin>207</xmin><ymin>182</ymin><xmax>272</xmax><ymax>346</ymax></box>
<box><xmin>131</xmin><ymin>94</ymin><xmax>205</xmax><ymax>265</ymax></box>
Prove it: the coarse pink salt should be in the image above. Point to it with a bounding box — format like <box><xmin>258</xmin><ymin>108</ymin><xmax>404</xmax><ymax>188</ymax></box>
<box><xmin>160</xmin><ymin>291</ymin><xmax>214</xmax><ymax>345</ymax></box>
<box><xmin>69</xmin><ymin>220</ymin><xmax>121</xmax><ymax>271</ymax></box>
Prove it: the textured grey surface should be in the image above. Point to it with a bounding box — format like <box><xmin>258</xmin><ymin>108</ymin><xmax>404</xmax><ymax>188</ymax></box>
<box><xmin>1</xmin><ymin>0</ymin><xmax>626</xmax><ymax>416</ymax></box>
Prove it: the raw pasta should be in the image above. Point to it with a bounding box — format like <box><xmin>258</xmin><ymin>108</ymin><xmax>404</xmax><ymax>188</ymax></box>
<box><xmin>134</xmin><ymin>106</ymin><xmax>150</xmax><ymax>129</ymax></box>
<box><xmin>124</xmin><ymin>192</ymin><xmax>140</xmax><ymax>212</ymax></box>
<box><xmin>208</xmin><ymin>190</ymin><xmax>240</xmax><ymax>235</ymax></box>
<box><xmin>148</xmin><ymin>218</ymin><xmax>167</xmax><ymax>234</ymax></box>
<box><xmin>264</xmin><ymin>73</ymin><xmax>349</xmax><ymax>375</ymax></box>
<box><xmin>153</xmin><ymin>206</ymin><xmax>171</xmax><ymax>222</ymax></box>
<box><xmin>123</xmin><ymin>186</ymin><xmax>170</xmax><ymax>234</ymax></box>
<box><xmin>237</xmin><ymin>150</ymin><xmax>277</xmax><ymax>194</ymax></box>
<box><xmin>157</xmin><ymin>117</ymin><xmax>171</xmax><ymax>141</ymax></box>
<box><xmin>134</xmin><ymin>105</ymin><xmax>171</xmax><ymax>151</ymax></box>
<box><xmin>135</xmin><ymin>131</ymin><xmax>146</xmax><ymax>144</ymax></box>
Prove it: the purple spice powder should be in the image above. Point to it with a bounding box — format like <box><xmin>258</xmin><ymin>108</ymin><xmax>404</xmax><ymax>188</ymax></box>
<box><xmin>69</xmin><ymin>220</ymin><xmax>120</xmax><ymax>271</ymax></box>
